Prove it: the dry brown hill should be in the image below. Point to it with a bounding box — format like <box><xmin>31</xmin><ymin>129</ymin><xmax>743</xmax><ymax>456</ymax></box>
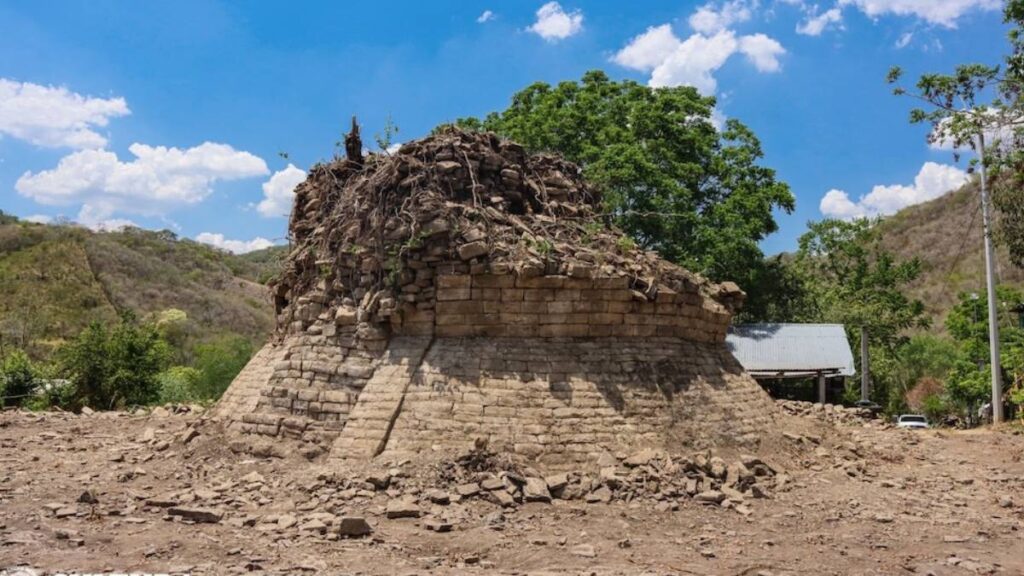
<box><xmin>877</xmin><ymin>182</ymin><xmax>1024</xmax><ymax>330</ymax></box>
<box><xmin>0</xmin><ymin>217</ymin><xmax>283</xmax><ymax>357</ymax></box>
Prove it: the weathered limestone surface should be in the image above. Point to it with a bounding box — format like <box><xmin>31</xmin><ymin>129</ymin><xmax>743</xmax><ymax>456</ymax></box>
<box><xmin>330</xmin><ymin>336</ymin><xmax>773</xmax><ymax>467</ymax></box>
<box><xmin>214</xmin><ymin>128</ymin><xmax>776</xmax><ymax>467</ymax></box>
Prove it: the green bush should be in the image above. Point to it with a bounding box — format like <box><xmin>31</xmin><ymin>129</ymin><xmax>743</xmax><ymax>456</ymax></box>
<box><xmin>59</xmin><ymin>312</ymin><xmax>170</xmax><ymax>410</ymax></box>
<box><xmin>921</xmin><ymin>394</ymin><xmax>951</xmax><ymax>424</ymax></box>
<box><xmin>157</xmin><ymin>366</ymin><xmax>202</xmax><ymax>404</ymax></box>
<box><xmin>1</xmin><ymin>350</ymin><xmax>38</xmax><ymax>407</ymax></box>
<box><xmin>26</xmin><ymin>379</ymin><xmax>78</xmax><ymax>411</ymax></box>
<box><xmin>191</xmin><ymin>334</ymin><xmax>253</xmax><ymax>400</ymax></box>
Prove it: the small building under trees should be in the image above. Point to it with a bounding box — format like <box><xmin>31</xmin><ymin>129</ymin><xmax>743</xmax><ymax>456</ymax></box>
<box><xmin>727</xmin><ymin>323</ymin><xmax>856</xmax><ymax>403</ymax></box>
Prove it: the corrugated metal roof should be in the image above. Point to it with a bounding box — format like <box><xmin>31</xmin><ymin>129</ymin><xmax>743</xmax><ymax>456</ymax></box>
<box><xmin>726</xmin><ymin>323</ymin><xmax>856</xmax><ymax>377</ymax></box>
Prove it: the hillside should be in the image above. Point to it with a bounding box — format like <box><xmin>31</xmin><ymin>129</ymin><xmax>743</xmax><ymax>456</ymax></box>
<box><xmin>0</xmin><ymin>217</ymin><xmax>284</xmax><ymax>357</ymax></box>
<box><xmin>877</xmin><ymin>182</ymin><xmax>1024</xmax><ymax>329</ymax></box>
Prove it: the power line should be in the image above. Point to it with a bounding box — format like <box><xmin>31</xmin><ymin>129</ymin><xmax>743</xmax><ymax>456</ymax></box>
<box><xmin>938</xmin><ymin>189</ymin><xmax>983</xmax><ymax>307</ymax></box>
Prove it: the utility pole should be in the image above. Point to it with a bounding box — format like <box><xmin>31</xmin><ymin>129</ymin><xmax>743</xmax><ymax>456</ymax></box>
<box><xmin>860</xmin><ymin>326</ymin><xmax>869</xmax><ymax>402</ymax></box>
<box><xmin>978</xmin><ymin>132</ymin><xmax>1003</xmax><ymax>423</ymax></box>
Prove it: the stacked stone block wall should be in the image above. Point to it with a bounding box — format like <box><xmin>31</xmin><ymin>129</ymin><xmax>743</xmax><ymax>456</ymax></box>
<box><xmin>330</xmin><ymin>337</ymin><xmax>774</xmax><ymax>467</ymax></box>
<box><xmin>391</xmin><ymin>273</ymin><xmax>731</xmax><ymax>343</ymax></box>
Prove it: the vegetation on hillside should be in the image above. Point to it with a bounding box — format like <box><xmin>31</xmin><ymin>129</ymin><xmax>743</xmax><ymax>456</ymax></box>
<box><xmin>0</xmin><ymin>213</ymin><xmax>281</xmax><ymax>411</ymax></box>
<box><xmin>0</xmin><ymin>216</ymin><xmax>276</xmax><ymax>359</ymax></box>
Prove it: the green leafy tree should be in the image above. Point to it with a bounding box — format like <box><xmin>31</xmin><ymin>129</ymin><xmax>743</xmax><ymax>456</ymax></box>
<box><xmin>796</xmin><ymin>219</ymin><xmax>928</xmax><ymax>347</ymax></box>
<box><xmin>0</xmin><ymin>350</ymin><xmax>38</xmax><ymax>407</ymax></box>
<box><xmin>795</xmin><ymin>218</ymin><xmax>929</xmax><ymax>409</ymax></box>
<box><xmin>945</xmin><ymin>286</ymin><xmax>1024</xmax><ymax>409</ymax></box>
<box><xmin>59</xmin><ymin>312</ymin><xmax>170</xmax><ymax>409</ymax></box>
<box><xmin>448</xmin><ymin>71</ymin><xmax>794</xmax><ymax>310</ymax></box>
<box><xmin>191</xmin><ymin>334</ymin><xmax>253</xmax><ymax>401</ymax></box>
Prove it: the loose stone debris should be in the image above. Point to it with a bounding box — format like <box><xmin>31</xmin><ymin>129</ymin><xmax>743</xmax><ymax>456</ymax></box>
<box><xmin>2</xmin><ymin>404</ymin><xmax>1023</xmax><ymax>574</ymax></box>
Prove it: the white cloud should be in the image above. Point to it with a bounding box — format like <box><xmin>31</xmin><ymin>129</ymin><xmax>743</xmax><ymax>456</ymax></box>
<box><xmin>895</xmin><ymin>31</ymin><xmax>913</xmax><ymax>48</ymax></box>
<box><xmin>16</xmin><ymin>142</ymin><xmax>269</xmax><ymax>218</ymax></box>
<box><xmin>613</xmin><ymin>25</ymin><xmax>784</xmax><ymax>95</ymax></box>
<box><xmin>196</xmin><ymin>232</ymin><xmax>276</xmax><ymax>254</ymax></box>
<box><xmin>819</xmin><ymin>161</ymin><xmax>969</xmax><ymax>219</ymax></box>
<box><xmin>22</xmin><ymin>214</ymin><xmax>52</xmax><ymax>224</ymax></box>
<box><xmin>689</xmin><ymin>0</ymin><xmax>753</xmax><ymax>34</ymax></box>
<box><xmin>0</xmin><ymin>78</ymin><xmax>130</xmax><ymax>149</ymax></box>
<box><xmin>796</xmin><ymin>7</ymin><xmax>843</xmax><ymax>36</ymax></box>
<box><xmin>738</xmin><ymin>34</ymin><xmax>786</xmax><ymax>72</ymax></box>
<box><xmin>477</xmin><ymin>10</ymin><xmax>495</xmax><ymax>23</ymax></box>
<box><xmin>611</xmin><ymin>25</ymin><xmax>681</xmax><ymax>70</ymax></box>
<box><xmin>76</xmin><ymin>204</ymin><xmax>137</xmax><ymax>231</ymax></box>
<box><xmin>528</xmin><ymin>2</ymin><xmax>583</xmax><ymax>41</ymax></box>
<box><xmin>257</xmin><ymin>163</ymin><xmax>306</xmax><ymax>218</ymax></box>
<box><xmin>928</xmin><ymin>109</ymin><xmax>1018</xmax><ymax>151</ymax></box>
<box><xmin>839</xmin><ymin>0</ymin><xmax>1000</xmax><ymax>27</ymax></box>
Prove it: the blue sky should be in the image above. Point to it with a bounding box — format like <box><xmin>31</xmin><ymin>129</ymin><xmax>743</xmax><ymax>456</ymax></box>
<box><xmin>0</xmin><ymin>0</ymin><xmax>1008</xmax><ymax>255</ymax></box>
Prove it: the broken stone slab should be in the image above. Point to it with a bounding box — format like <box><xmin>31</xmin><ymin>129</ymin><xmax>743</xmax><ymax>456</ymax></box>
<box><xmin>623</xmin><ymin>448</ymin><xmax>661</xmax><ymax>467</ymax></box>
<box><xmin>694</xmin><ymin>490</ymin><xmax>725</xmax><ymax>504</ymax></box>
<box><xmin>277</xmin><ymin>514</ymin><xmax>298</xmax><ymax>529</ymax></box>
<box><xmin>54</xmin><ymin>507</ymin><xmax>77</xmax><ymax>518</ymax></box>
<box><xmin>571</xmin><ymin>543</ymin><xmax>597</xmax><ymax>558</ymax></box>
<box><xmin>337</xmin><ymin>517</ymin><xmax>372</xmax><ymax>538</ymax></box>
<box><xmin>145</xmin><ymin>496</ymin><xmax>180</xmax><ymax>508</ymax></box>
<box><xmin>424</xmin><ymin>518</ymin><xmax>453</xmax><ymax>533</ymax></box>
<box><xmin>487</xmin><ymin>489</ymin><xmax>517</xmax><ymax>508</ymax></box>
<box><xmin>544</xmin><ymin>473</ymin><xmax>569</xmax><ymax>493</ymax></box>
<box><xmin>179</xmin><ymin>427</ymin><xmax>200</xmax><ymax>444</ymax></box>
<box><xmin>585</xmin><ymin>486</ymin><xmax>612</xmax><ymax>504</ymax></box>
<box><xmin>167</xmin><ymin>507</ymin><xmax>223</xmax><ymax>524</ymax></box>
<box><xmin>455</xmin><ymin>482</ymin><xmax>480</xmax><ymax>497</ymax></box>
<box><xmin>423</xmin><ymin>489</ymin><xmax>450</xmax><ymax>505</ymax></box>
<box><xmin>523</xmin><ymin>477</ymin><xmax>551</xmax><ymax>503</ymax></box>
<box><xmin>457</xmin><ymin>241</ymin><xmax>488</xmax><ymax>261</ymax></box>
<box><xmin>480</xmin><ymin>477</ymin><xmax>504</xmax><ymax>491</ymax></box>
<box><xmin>385</xmin><ymin>499</ymin><xmax>422</xmax><ymax>519</ymax></box>
<box><xmin>300</xmin><ymin>519</ymin><xmax>328</xmax><ymax>534</ymax></box>
<box><xmin>365</xmin><ymin>473</ymin><xmax>391</xmax><ymax>490</ymax></box>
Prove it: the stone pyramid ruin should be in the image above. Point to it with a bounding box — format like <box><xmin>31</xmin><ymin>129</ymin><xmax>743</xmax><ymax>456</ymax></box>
<box><xmin>213</xmin><ymin>123</ymin><xmax>776</xmax><ymax>468</ymax></box>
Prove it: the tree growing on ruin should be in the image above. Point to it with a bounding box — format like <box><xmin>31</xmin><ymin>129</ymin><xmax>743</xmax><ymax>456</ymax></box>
<box><xmin>448</xmin><ymin>70</ymin><xmax>795</xmax><ymax>316</ymax></box>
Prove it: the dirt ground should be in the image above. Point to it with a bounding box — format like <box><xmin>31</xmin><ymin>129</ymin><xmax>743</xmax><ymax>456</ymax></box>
<box><xmin>1</xmin><ymin>406</ymin><xmax>1022</xmax><ymax>576</ymax></box>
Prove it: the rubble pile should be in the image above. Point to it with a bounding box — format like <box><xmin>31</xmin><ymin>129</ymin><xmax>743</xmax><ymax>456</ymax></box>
<box><xmin>407</xmin><ymin>446</ymin><xmax>783</xmax><ymax>516</ymax></box>
<box><xmin>273</xmin><ymin>125</ymin><xmax>743</xmax><ymax>335</ymax></box>
<box><xmin>777</xmin><ymin>399</ymin><xmax>880</xmax><ymax>425</ymax></box>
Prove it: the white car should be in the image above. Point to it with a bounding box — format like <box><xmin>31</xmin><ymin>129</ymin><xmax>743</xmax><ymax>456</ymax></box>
<box><xmin>896</xmin><ymin>414</ymin><xmax>930</xmax><ymax>429</ymax></box>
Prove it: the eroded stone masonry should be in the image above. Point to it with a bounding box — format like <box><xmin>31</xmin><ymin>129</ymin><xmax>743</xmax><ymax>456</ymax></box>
<box><xmin>213</xmin><ymin>125</ymin><xmax>775</xmax><ymax>467</ymax></box>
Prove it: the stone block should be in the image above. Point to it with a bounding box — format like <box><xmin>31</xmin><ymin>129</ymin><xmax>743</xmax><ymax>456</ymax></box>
<box><xmin>437</xmin><ymin>275</ymin><xmax>471</xmax><ymax>289</ymax></box>
<box><xmin>473</xmin><ymin>275</ymin><xmax>516</xmax><ymax>288</ymax></box>
<box><xmin>523</xmin><ymin>289</ymin><xmax>555</xmax><ymax>302</ymax></box>
<box><xmin>437</xmin><ymin>300</ymin><xmax>484</xmax><ymax>315</ymax></box>
<box><xmin>500</xmin><ymin>289</ymin><xmax>525</xmax><ymax>302</ymax></box>
<box><xmin>436</xmin><ymin>287</ymin><xmax>472</xmax><ymax>301</ymax></box>
<box><xmin>472</xmin><ymin>288</ymin><xmax>502</xmax><ymax>301</ymax></box>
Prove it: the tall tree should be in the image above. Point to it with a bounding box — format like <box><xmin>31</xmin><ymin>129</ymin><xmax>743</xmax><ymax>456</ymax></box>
<box><xmin>945</xmin><ymin>286</ymin><xmax>1024</xmax><ymax>409</ymax></box>
<box><xmin>887</xmin><ymin>2</ymin><xmax>1024</xmax><ymax>266</ymax></box>
<box><xmin>449</xmin><ymin>71</ymin><xmax>794</xmax><ymax>313</ymax></box>
<box><xmin>796</xmin><ymin>219</ymin><xmax>928</xmax><ymax>348</ymax></box>
<box><xmin>794</xmin><ymin>218</ymin><xmax>929</xmax><ymax>409</ymax></box>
